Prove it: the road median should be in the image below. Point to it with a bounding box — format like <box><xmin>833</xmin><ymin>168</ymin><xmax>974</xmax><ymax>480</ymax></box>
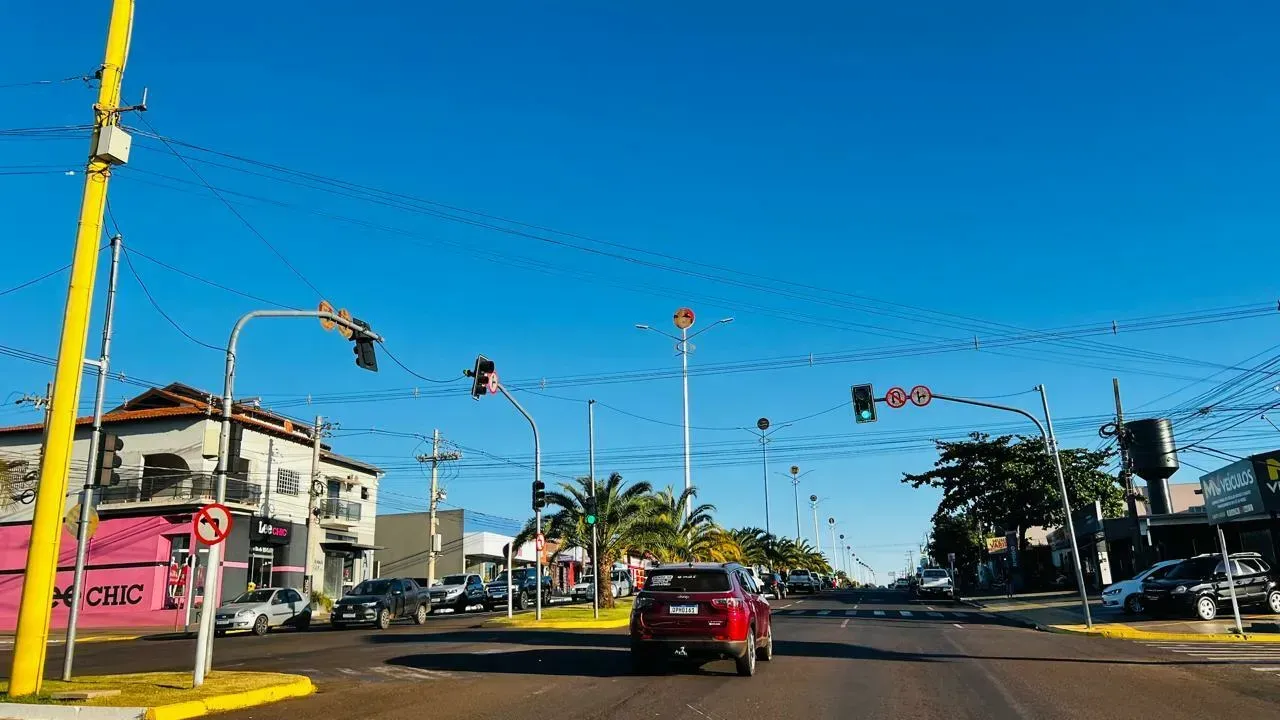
<box><xmin>0</xmin><ymin>671</ymin><xmax>314</xmax><ymax>720</ymax></box>
<box><xmin>1043</xmin><ymin>622</ymin><xmax>1280</xmax><ymax>642</ymax></box>
<box><xmin>484</xmin><ymin>598</ymin><xmax>633</xmax><ymax>629</ymax></box>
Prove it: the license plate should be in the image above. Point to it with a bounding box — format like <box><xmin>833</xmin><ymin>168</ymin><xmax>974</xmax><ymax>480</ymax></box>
<box><xmin>669</xmin><ymin>604</ymin><xmax>699</xmax><ymax>615</ymax></box>
<box><xmin>215</xmin><ymin>620</ymin><xmax>230</xmax><ymax>626</ymax></box>
<box><xmin>340</xmin><ymin>613</ymin><xmax>356</xmax><ymax>619</ymax></box>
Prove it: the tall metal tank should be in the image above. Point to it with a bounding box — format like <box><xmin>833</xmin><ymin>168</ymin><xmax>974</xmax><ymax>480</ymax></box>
<box><xmin>1125</xmin><ymin>418</ymin><xmax>1179</xmax><ymax>515</ymax></box>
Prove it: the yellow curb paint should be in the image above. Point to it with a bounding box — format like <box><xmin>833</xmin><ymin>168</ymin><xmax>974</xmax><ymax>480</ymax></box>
<box><xmin>81</xmin><ymin>635</ymin><xmax>140</xmax><ymax>644</ymax></box>
<box><xmin>484</xmin><ymin>618</ymin><xmax>630</xmax><ymax>630</ymax></box>
<box><xmin>1046</xmin><ymin>624</ymin><xmax>1280</xmax><ymax>643</ymax></box>
<box><xmin>145</xmin><ymin>676</ymin><xmax>315</xmax><ymax>720</ymax></box>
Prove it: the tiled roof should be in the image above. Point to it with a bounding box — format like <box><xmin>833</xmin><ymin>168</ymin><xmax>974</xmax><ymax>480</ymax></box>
<box><xmin>0</xmin><ymin>406</ymin><xmax>206</xmax><ymax>434</ymax></box>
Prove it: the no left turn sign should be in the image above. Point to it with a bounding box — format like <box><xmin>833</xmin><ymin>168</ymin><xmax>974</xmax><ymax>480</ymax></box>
<box><xmin>194</xmin><ymin>503</ymin><xmax>234</xmax><ymax>546</ymax></box>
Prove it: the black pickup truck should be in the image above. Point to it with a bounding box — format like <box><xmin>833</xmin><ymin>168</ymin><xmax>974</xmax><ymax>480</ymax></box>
<box><xmin>485</xmin><ymin>567</ymin><xmax>554</xmax><ymax>610</ymax></box>
<box><xmin>331</xmin><ymin>577</ymin><xmax>431</xmax><ymax>629</ymax></box>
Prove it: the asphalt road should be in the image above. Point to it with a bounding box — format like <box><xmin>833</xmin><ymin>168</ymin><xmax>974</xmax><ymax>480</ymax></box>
<box><xmin>7</xmin><ymin>589</ymin><xmax>1280</xmax><ymax>719</ymax></box>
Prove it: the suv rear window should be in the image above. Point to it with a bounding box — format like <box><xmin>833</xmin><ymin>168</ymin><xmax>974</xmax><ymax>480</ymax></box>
<box><xmin>922</xmin><ymin>570</ymin><xmax>948</xmax><ymax>578</ymax></box>
<box><xmin>645</xmin><ymin>570</ymin><xmax>731</xmax><ymax>592</ymax></box>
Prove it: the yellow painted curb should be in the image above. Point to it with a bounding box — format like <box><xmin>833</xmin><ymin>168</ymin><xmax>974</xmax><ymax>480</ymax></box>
<box><xmin>484</xmin><ymin>618</ymin><xmax>630</xmax><ymax>630</ymax></box>
<box><xmin>146</xmin><ymin>676</ymin><xmax>314</xmax><ymax>720</ymax></box>
<box><xmin>1047</xmin><ymin>623</ymin><xmax>1280</xmax><ymax>643</ymax></box>
<box><xmin>80</xmin><ymin>635</ymin><xmax>140</xmax><ymax>644</ymax></box>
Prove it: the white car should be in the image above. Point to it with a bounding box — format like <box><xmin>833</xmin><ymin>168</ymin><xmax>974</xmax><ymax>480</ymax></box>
<box><xmin>572</xmin><ymin>569</ymin><xmax>634</xmax><ymax>600</ymax></box>
<box><xmin>1101</xmin><ymin>559</ymin><xmax>1182</xmax><ymax>614</ymax></box>
<box><xmin>214</xmin><ymin>587</ymin><xmax>311</xmax><ymax>636</ymax></box>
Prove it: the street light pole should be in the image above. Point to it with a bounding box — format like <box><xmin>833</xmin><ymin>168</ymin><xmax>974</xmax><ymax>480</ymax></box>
<box><xmin>193</xmin><ymin>309</ymin><xmax>383</xmax><ymax>687</ymax></box>
<box><xmin>809</xmin><ymin>495</ymin><xmax>822</xmax><ymax>556</ymax></box>
<box><xmin>588</xmin><ymin>399</ymin><xmax>599</xmax><ymax>621</ymax></box>
<box><xmin>636</xmin><ymin>314</ymin><xmax>733</xmax><ymax>520</ymax></box>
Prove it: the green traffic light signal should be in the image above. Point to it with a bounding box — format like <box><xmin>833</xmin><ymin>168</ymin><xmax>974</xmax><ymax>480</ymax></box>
<box><xmin>585</xmin><ymin>513</ymin><xmax>597</xmax><ymax>525</ymax></box>
<box><xmin>852</xmin><ymin>384</ymin><xmax>877</xmax><ymax>424</ymax></box>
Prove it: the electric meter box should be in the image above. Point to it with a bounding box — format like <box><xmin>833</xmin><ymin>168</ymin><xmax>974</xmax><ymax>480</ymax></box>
<box><xmin>95</xmin><ymin>125</ymin><xmax>132</xmax><ymax>165</ymax></box>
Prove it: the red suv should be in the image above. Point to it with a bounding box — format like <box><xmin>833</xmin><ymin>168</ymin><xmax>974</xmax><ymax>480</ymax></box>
<box><xmin>629</xmin><ymin>562</ymin><xmax>773</xmax><ymax>676</ymax></box>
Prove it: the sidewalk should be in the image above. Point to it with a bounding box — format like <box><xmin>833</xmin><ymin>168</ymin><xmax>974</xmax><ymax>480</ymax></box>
<box><xmin>966</xmin><ymin>590</ymin><xmax>1280</xmax><ymax>641</ymax></box>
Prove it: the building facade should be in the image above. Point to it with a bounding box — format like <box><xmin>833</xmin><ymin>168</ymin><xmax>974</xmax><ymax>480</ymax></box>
<box><xmin>0</xmin><ymin>383</ymin><xmax>381</xmax><ymax>631</ymax></box>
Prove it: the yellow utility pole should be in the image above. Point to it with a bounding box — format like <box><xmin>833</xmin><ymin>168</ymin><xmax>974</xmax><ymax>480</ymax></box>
<box><xmin>8</xmin><ymin>0</ymin><xmax>135</xmax><ymax>696</ymax></box>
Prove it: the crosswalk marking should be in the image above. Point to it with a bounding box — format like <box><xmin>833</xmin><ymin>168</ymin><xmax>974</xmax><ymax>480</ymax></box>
<box><xmin>927</xmin><ymin>612</ymin><xmax>943</xmax><ymax>617</ymax></box>
<box><xmin>873</xmin><ymin>610</ymin><xmax>886</xmax><ymax>616</ymax></box>
<box><xmin>899</xmin><ymin>611</ymin><xmax>913</xmax><ymax>617</ymax></box>
<box><xmin>817</xmin><ymin>610</ymin><xmax>831</xmax><ymax>616</ymax></box>
<box><xmin>1140</xmin><ymin>641</ymin><xmax>1280</xmax><ymax>674</ymax></box>
<box><xmin>845</xmin><ymin>609</ymin><xmax>858</xmax><ymax>616</ymax></box>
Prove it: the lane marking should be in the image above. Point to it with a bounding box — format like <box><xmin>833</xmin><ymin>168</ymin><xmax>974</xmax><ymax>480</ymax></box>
<box><xmin>1251</xmin><ymin>667</ymin><xmax>1280</xmax><ymax>672</ymax></box>
<box><xmin>844</xmin><ymin>609</ymin><xmax>858</xmax><ymax>616</ymax></box>
<box><xmin>927</xmin><ymin>611</ymin><xmax>944</xmax><ymax>617</ymax></box>
<box><xmin>780</xmin><ymin>603</ymin><xmax>795</xmax><ymax>609</ymax></box>
<box><xmin>899</xmin><ymin>611</ymin><xmax>913</xmax><ymax>617</ymax></box>
<box><xmin>873</xmin><ymin>610</ymin><xmax>886</xmax><ymax>616</ymax></box>
<box><xmin>841</xmin><ymin>619</ymin><xmax>850</xmax><ymax>628</ymax></box>
<box><xmin>817</xmin><ymin>610</ymin><xmax>831</xmax><ymax>616</ymax></box>
<box><xmin>980</xmin><ymin>613</ymin><xmax>997</xmax><ymax>618</ymax></box>
<box><xmin>953</xmin><ymin>623</ymin><xmax>965</xmax><ymax>629</ymax></box>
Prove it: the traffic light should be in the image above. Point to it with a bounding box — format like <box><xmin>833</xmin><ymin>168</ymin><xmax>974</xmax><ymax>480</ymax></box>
<box><xmin>852</xmin><ymin>384</ymin><xmax>877</xmax><ymax>424</ymax></box>
<box><xmin>95</xmin><ymin>433</ymin><xmax>123</xmax><ymax>487</ymax></box>
<box><xmin>350</xmin><ymin>318</ymin><xmax>379</xmax><ymax>372</ymax></box>
<box><xmin>469</xmin><ymin>354</ymin><xmax>496</xmax><ymax>400</ymax></box>
<box><xmin>583</xmin><ymin>496</ymin><xmax>597</xmax><ymax>526</ymax></box>
<box><xmin>532</xmin><ymin>479</ymin><xmax>546</xmax><ymax>511</ymax></box>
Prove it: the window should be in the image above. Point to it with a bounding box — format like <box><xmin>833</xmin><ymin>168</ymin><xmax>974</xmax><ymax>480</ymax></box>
<box><xmin>645</xmin><ymin>570</ymin><xmax>731</xmax><ymax>592</ymax></box>
<box><xmin>737</xmin><ymin>570</ymin><xmax>758</xmax><ymax>594</ymax></box>
<box><xmin>922</xmin><ymin>570</ymin><xmax>949</xmax><ymax>578</ymax></box>
<box><xmin>283</xmin><ymin>589</ymin><xmax>302</xmax><ymax>603</ymax></box>
<box><xmin>276</xmin><ymin>469</ymin><xmax>300</xmax><ymax>496</ymax></box>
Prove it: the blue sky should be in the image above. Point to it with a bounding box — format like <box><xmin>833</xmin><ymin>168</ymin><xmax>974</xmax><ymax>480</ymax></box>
<box><xmin>4</xmin><ymin>2</ymin><xmax>1280</xmax><ymax>578</ymax></box>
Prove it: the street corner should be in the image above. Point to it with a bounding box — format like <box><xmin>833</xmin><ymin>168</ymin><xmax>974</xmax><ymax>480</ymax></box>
<box><xmin>0</xmin><ymin>672</ymin><xmax>314</xmax><ymax>720</ymax></box>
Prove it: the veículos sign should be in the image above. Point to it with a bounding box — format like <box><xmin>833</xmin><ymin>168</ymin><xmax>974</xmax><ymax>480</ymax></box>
<box><xmin>1199</xmin><ymin>451</ymin><xmax>1280</xmax><ymax>524</ymax></box>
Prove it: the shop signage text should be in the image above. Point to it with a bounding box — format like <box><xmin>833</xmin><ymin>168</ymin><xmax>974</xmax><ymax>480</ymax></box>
<box><xmin>1200</xmin><ymin>451</ymin><xmax>1280</xmax><ymax>524</ymax></box>
<box><xmin>51</xmin><ymin>583</ymin><xmax>145</xmax><ymax>608</ymax></box>
<box><xmin>252</xmin><ymin>517</ymin><xmax>292</xmax><ymax>546</ymax></box>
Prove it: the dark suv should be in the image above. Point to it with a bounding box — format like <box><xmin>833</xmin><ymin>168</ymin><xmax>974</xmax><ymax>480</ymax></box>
<box><xmin>630</xmin><ymin>562</ymin><xmax>773</xmax><ymax>677</ymax></box>
<box><xmin>332</xmin><ymin>577</ymin><xmax>431</xmax><ymax>629</ymax></box>
<box><xmin>1142</xmin><ymin>552</ymin><xmax>1280</xmax><ymax>621</ymax></box>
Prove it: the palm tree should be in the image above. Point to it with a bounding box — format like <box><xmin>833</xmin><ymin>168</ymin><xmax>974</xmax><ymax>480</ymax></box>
<box><xmin>513</xmin><ymin>472</ymin><xmax>661</xmax><ymax>609</ymax></box>
<box><xmin>726</xmin><ymin>527</ymin><xmax>770</xmax><ymax>566</ymax></box>
<box><xmin>644</xmin><ymin>486</ymin><xmax>738</xmax><ymax>563</ymax></box>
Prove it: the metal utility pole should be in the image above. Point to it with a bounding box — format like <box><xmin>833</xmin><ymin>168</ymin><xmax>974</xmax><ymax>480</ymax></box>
<box><xmin>1113</xmin><ymin>378</ymin><xmax>1144</xmax><ymax>570</ymax></box>
<box><xmin>8</xmin><ymin>0</ymin><xmax>134</xmax><ymax>695</ymax></box>
<box><xmin>62</xmin><ymin>235</ymin><xmax>121</xmax><ymax>681</ymax></box>
<box><xmin>828</xmin><ymin>519</ymin><xmax>838</xmax><ymax>571</ymax></box>
<box><xmin>588</xmin><ymin>400</ymin><xmax>599</xmax><ymax>620</ymax></box>
<box><xmin>750</xmin><ymin>419</ymin><xmax>788</xmax><ymax>535</ymax></box>
<box><xmin>417</xmin><ymin>430</ymin><xmax>460</xmax><ymax>587</ymax></box>
<box><xmin>193</xmin><ymin>309</ymin><xmax>382</xmax><ymax>687</ymax></box>
<box><xmin>304</xmin><ymin>415</ymin><xmax>326</xmax><ymax>597</ymax></box>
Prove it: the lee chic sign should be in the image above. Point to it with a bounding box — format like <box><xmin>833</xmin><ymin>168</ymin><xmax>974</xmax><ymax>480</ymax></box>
<box><xmin>252</xmin><ymin>517</ymin><xmax>292</xmax><ymax>546</ymax></box>
<box><xmin>1199</xmin><ymin>450</ymin><xmax>1280</xmax><ymax>524</ymax></box>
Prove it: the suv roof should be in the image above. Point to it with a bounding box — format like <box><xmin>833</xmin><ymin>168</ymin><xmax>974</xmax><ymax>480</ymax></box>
<box><xmin>652</xmin><ymin>562</ymin><xmax>741</xmax><ymax>571</ymax></box>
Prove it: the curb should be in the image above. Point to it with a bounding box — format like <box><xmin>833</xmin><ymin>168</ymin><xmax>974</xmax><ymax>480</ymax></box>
<box><xmin>0</xmin><ymin>676</ymin><xmax>314</xmax><ymax>720</ymax></box>
<box><xmin>1042</xmin><ymin>623</ymin><xmax>1280</xmax><ymax>643</ymax></box>
<box><xmin>483</xmin><ymin>618</ymin><xmax>629</xmax><ymax>630</ymax></box>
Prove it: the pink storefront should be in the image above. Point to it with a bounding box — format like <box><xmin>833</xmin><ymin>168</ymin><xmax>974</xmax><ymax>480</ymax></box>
<box><xmin>0</xmin><ymin>513</ymin><xmax>206</xmax><ymax>632</ymax></box>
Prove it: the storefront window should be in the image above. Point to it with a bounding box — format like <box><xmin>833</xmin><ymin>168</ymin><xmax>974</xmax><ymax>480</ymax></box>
<box><xmin>165</xmin><ymin>535</ymin><xmax>190</xmax><ymax>605</ymax></box>
<box><xmin>248</xmin><ymin>547</ymin><xmax>274</xmax><ymax>589</ymax></box>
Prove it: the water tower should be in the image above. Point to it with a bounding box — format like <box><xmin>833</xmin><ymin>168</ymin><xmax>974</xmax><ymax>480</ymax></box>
<box><xmin>1125</xmin><ymin>418</ymin><xmax>1179</xmax><ymax>515</ymax></box>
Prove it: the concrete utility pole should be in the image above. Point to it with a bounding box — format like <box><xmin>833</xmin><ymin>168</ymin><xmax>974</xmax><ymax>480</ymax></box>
<box><xmin>304</xmin><ymin>415</ymin><xmax>326</xmax><ymax>597</ymax></box>
<box><xmin>8</xmin><ymin>0</ymin><xmax>135</xmax><ymax>695</ymax></box>
<box><xmin>417</xmin><ymin>430</ymin><xmax>460</xmax><ymax>587</ymax></box>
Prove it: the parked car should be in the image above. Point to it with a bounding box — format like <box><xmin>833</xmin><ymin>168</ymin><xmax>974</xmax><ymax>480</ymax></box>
<box><xmin>1101</xmin><ymin>559</ymin><xmax>1182</xmax><ymax>614</ymax></box>
<box><xmin>572</xmin><ymin>568</ymin><xmax>636</xmax><ymax>601</ymax></box>
<box><xmin>912</xmin><ymin>568</ymin><xmax>956</xmax><ymax>602</ymax></box>
<box><xmin>214</xmin><ymin>587</ymin><xmax>310</xmax><ymax>636</ymax></box>
<box><xmin>485</xmin><ymin>567</ymin><xmax>553</xmax><ymax>610</ymax></box>
<box><xmin>759</xmin><ymin>571</ymin><xmax>787</xmax><ymax>599</ymax></box>
<box><xmin>426</xmin><ymin>573</ymin><xmax>488</xmax><ymax>614</ymax></box>
<box><xmin>630</xmin><ymin>562</ymin><xmax>773</xmax><ymax>677</ymax></box>
<box><xmin>786</xmin><ymin>569</ymin><xmax>820</xmax><ymax>594</ymax></box>
<box><xmin>331</xmin><ymin>577</ymin><xmax>430</xmax><ymax>629</ymax></box>
<box><xmin>893</xmin><ymin>578</ymin><xmax>910</xmax><ymax>590</ymax></box>
<box><xmin>1142</xmin><ymin>552</ymin><xmax>1280</xmax><ymax>621</ymax></box>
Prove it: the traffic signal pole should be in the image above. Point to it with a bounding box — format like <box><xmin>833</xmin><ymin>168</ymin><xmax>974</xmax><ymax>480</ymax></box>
<box><xmin>8</xmin><ymin>1</ymin><xmax>134</xmax><ymax>695</ymax></box>
<box><xmin>588</xmin><ymin>399</ymin><xmax>599</xmax><ymax>620</ymax></box>
<box><xmin>495</xmin><ymin>383</ymin><xmax>542</xmax><ymax>621</ymax></box>
<box><xmin>194</xmin><ymin>309</ymin><xmax>383</xmax><ymax>687</ymax></box>
<box><xmin>62</xmin><ymin>234</ymin><xmax>122</xmax><ymax>681</ymax></box>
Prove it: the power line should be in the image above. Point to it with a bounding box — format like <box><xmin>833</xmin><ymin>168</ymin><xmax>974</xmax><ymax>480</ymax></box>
<box><xmin>124</xmin><ymin>246</ymin><xmax>299</xmax><ymax>310</ymax></box>
<box><xmin>0</xmin><ymin>73</ymin><xmax>94</xmax><ymax>90</ymax></box>
<box><xmin>375</xmin><ymin>342</ymin><xmax>463</xmax><ymax>385</ymax></box>
<box><xmin>120</xmin><ymin>247</ymin><xmax>222</xmax><ymax>352</ymax></box>
<box><xmin>0</xmin><ymin>263</ymin><xmax>71</xmax><ymax>297</ymax></box>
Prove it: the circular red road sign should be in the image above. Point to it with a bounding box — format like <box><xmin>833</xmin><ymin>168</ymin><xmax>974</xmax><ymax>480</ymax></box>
<box><xmin>673</xmin><ymin>307</ymin><xmax>696</xmax><ymax>330</ymax></box>
<box><xmin>194</xmin><ymin>503</ymin><xmax>233</xmax><ymax>546</ymax></box>
<box><xmin>535</xmin><ymin>533</ymin><xmax>545</xmax><ymax>551</ymax></box>
<box><xmin>884</xmin><ymin>386</ymin><xmax>908</xmax><ymax>409</ymax></box>
<box><xmin>487</xmin><ymin>371</ymin><xmax>500</xmax><ymax>395</ymax></box>
<box><xmin>910</xmin><ymin>385</ymin><xmax>933</xmax><ymax>407</ymax></box>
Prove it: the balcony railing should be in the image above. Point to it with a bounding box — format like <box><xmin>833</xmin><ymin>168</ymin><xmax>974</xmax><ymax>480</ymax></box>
<box><xmin>320</xmin><ymin>498</ymin><xmax>362</xmax><ymax>522</ymax></box>
<box><xmin>98</xmin><ymin>473</ymin><xmax>262</xmax><ymax>507</ymax></box>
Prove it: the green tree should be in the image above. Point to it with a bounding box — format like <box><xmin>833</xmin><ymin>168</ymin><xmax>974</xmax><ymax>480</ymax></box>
<box><xmin>644</xmin><ymin>486</ymin><xmax>739</xmax><ymax>563</ymax></box>
<box><xmin>902</xmin><ymin>433</ymin><xmax>1123</xmax><ymax>548</ymax></box>
<box><xmin>926</xmin><ymin>511</ymin><xmax>983</xmax><ymax>583</ymax></box>
<box><xmin>514</xmin><ymin>472</ymin><xmax>661</xmax><ymax>609</ymax></box>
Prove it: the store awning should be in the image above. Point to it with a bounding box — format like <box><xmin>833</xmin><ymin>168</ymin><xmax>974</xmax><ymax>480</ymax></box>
<box><xmin>321</xmin><ymin>541</ymin><xmax>382</xmax><ymax>555</ymax></box>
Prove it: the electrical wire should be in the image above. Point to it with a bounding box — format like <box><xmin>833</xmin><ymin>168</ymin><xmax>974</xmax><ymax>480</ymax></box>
<box><xmin>0</xmin><ymin>263</ymin><xmax>71</xmax><ymax>297</ymax></box>
<box><xmin>375</xmin><ymin>342</ymin><xmax>463</xmax><ymax>384</ymax></box>
<box><xmin>120</xmin><ymin>247</ymin><xmax>222</xmax><ymax>352</ymax></box>
<box><xmin>0</xmin><ymin>73</ymin><xmax>94</xmax><ymax>90</ymax></box>
<box><xmin>124</xmin><ymin>246</ymin><xmax>299</xmax><ymax>310</ymax></box>
<box><xmin>130</xmin><ymin>116</ymin><xmax>328</xmax><ymax>301</ymax></box>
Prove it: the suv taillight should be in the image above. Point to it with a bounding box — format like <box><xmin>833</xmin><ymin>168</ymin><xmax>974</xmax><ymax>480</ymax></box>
<box><xmin>710</xmin><ymin>597</ymin><xmax>744</xmax><ymax>611</ymax></box>
<box><xmin>633</xmin><ymin>597</ymin><xmax>655</xmax><ymax>612</ymax></box>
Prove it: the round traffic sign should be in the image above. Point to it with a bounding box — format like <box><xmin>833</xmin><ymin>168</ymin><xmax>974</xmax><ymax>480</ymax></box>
<box><xmin>486</xmin><ymin>371</ymin><xmax>500</xmax><ymax>395</ymax></box>
<box><xmin>64</xmin><ymin>503</ymin><xmax>99</xmax><ymax>540</ymax></box>
<box><xmin>535</xmin><ymin>533</ymin><xmax>545</xmax><ymax>551</ymax></box>
<box><xmin>757</xmin><ymin>417</ymin><xmax>770</xmax><ymax>431</ymax></box>
<box><xmin>194</xmin><ymin>503</ymin><xmax>234</xmax><ymax>546</ymax></box>
<box><xmin>318</xmin><ymin>301</ymin><xmax>336</xmax><ymax>331</ymax></box>
<box><xmin>337</xmin><ymin>308</ymin><xmax>354</xmax><ymax>340</ymax></box>
<box><xmin>910</xmin><ymin>385</ymin><xmax>933</xmax><ymax>407</ymax></box>
<box><xmin>673</xmin><ymin>307</ymin><xmax>696</xmax><ymax>330</ymax></box>
<box><xmin>884</xmin><ymin>387</ymin><xmax>908</xmax><ymax>409</ymax></box>
<box><xmin>790</xmin><ymin>465</ymin><xmax>800</xmax><ymax>476</ymax></box>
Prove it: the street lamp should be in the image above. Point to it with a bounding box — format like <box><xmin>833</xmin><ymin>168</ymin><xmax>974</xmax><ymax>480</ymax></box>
<box><xmin>781</xmin><ymin>466</ymin><xmax>815</xmax><ymax>539</ymax></box>
<box><xmin>750</xmin><ymin>418</ymin><xmax>791</xmax><ymax>535</ymax></box>
<box><xmin>809</xmin><ymin>495</ymin><xmax>827</xmax><ymax>556</ymax></box>
<box><xmin>636</xmin><ymin>310</ymin><xmax>734</xmax><ymax>518</ymax></box>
